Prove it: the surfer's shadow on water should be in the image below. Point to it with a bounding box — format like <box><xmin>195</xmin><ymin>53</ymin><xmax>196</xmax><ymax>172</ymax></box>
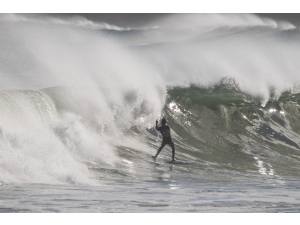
<box><xmin>148</xmin><ymin>161</ymin><xmax>174</xmax><ymax>181</ymax></box>
<box><xmin>149</xmin><ymin>159</ymin><xmax>192</xmax><ymax>185</ymax></box>
<box><xmin>149</xmin><ymin>166</ymin><xmax>182</xmax><ymax>191</ymax></box>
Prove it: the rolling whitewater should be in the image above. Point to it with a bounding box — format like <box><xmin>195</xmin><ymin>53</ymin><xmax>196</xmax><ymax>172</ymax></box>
<box><xmin>0</xmin><ymin>14</ymin><xmax>300</xmax><ymax>212</ymax></box>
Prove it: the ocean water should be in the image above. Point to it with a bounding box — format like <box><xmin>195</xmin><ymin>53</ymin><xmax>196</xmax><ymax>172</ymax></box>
<box><xmin>0</xmin><ymin>14</ymin><xmax>300</xmax><ymax>212</ymax></box>
<box><xmin>1</xmin><ymin>171</ymin><xmax>300</xmax><ymax>212</ymax></box>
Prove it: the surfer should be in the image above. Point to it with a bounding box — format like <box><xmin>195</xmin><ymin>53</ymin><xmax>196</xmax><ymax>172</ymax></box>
<box><xmin>153</xmin><ymin>118</ymin><xmax>175</xmax><ymax>162</ymax></box>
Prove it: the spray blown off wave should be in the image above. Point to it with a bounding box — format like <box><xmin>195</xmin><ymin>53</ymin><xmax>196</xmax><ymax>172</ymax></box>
<box><xmin>0</xmin><ymin>14</ymin><xmax>300</xmax><ymax>184</ymax></box>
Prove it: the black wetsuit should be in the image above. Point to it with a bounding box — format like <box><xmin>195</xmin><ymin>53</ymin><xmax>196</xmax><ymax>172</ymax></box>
<box><xmin>154</xmin><ymin>122</ymin><xmax>175</xmax><ymax>161</ymax></box>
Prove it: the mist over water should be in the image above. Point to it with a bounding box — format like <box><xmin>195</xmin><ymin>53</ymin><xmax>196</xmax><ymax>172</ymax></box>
<box><xmin>1</xmin><ymin>14</ymin><xmax>300</xmax><ymax>212</ymax></box>
<box><xmin>0</xmin><ymin>14</ymin><xmax>167</xmax><ymax>184</ymax></box>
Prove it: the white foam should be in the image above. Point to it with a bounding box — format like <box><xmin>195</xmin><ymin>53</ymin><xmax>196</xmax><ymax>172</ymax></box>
<box><xmin>0</xmin><ymin>14</ymin><xmax>298</xmax><ymax>184</ymax></box>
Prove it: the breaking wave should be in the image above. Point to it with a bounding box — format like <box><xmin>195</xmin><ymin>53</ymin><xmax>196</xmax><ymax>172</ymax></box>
<box><xmin>0</xmin><ymin>14</ymin><xmax>300</xmax><ymax>184</ymax></box>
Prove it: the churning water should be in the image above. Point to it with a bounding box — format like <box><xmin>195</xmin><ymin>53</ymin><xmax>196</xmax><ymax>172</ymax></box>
<box><xmin>0</xmin><ymin>14</ymin><xmax>300</xmax><ymax>212</ymax></box>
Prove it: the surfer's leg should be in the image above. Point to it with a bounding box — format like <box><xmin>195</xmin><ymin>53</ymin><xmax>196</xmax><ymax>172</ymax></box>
<box><xmin>154</xmin><ymin>142</ymin><xmax>166</xmax><ymax>159</ymax></box>
<box><xmin>170</xmin><ymin>142</ymin><xmax>175</xmax><ymax>161</ymax></box>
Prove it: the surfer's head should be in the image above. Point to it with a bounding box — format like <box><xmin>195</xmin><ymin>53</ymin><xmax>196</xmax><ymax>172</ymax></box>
<box><xmin>161</xmin><ymin>118</ymin><xmax>167</xmax><ymax>125</ymax></box>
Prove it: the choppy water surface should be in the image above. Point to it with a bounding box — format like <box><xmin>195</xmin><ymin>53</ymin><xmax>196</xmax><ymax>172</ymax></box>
<box><xmin>1</xmin><ymin>14</ymin><xmax>300</xmax><ymax>212</ymax></box>
<box><xmin>1</xmin><ymin>84</ymin><xmax>300</xmax><ymax>212</ymax></box>
<box><xmin>0</xmin><ymin>161</ymin><xmax>300</xmax><ymax>212</ymax></box>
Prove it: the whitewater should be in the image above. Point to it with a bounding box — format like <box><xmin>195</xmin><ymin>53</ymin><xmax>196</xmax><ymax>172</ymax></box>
<box><xmin>0</xmin><ymin>13</ymin><xmax>300</xmax><ymax>212</ymax></box>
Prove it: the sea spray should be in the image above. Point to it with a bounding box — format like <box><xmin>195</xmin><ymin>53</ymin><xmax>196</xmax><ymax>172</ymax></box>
<box><xmin>0</xmin><ymin>14</ymin><xmax>300</xmax><ymax>184</ymax></box>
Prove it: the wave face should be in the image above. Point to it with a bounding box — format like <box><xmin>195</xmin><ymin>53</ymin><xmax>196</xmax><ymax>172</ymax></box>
<box><xmin>164</xmin><ymin>82</ymin><xmax>300</xmax><ymax>177</ymax></box>
<box><xmin>0</xmin><ymin>14</ymin><xmax>300</xmax><ymax>184</ymax></box>
<box><xmin>0</xmin><ymin>84</ymin><xmax>300</xmax><ymax>184</ymax></box>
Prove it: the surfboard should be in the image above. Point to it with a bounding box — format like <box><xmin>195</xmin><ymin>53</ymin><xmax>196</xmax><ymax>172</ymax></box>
<box><xmin>151</xmin><ymin>156</ymin><xmax>190</xmax><ymax>165</ymax></box>
<box><xmin>166</xmin><ymin>160</ymin><xmax>190</xmax><ymax>165</ymax></box>
<box><xmin>150</xmin><ymin>156</ymin><xmax>161</xmax><ymax>165</ymax></box>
